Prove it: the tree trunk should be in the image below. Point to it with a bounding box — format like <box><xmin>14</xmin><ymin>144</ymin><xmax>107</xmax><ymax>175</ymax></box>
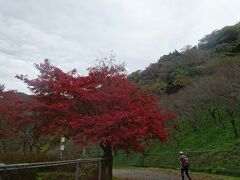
<box><xmin>1</xmin><ymin>140</ymin><xmax>7</xmax><ymax>153</ymax></box>
<box><xmin>23</xmin><ymin>140</ymin><xmax>27</xmax><ymax>154</ymax></box>
<box><xmin>100</xmin><ymin>143</ymin><xmax>113</xmax><ymax>180</ymax></box>
<box><xmin>230</xmin><ymin>117</ymin><xmax>239</xmax><ymax>139</ymax></box>
<box><xmin>208</xmin><ymin>108</ymin><xmax>217</xmax><ymax>122</ymax></box>
<box><xmin>29</xmin><ymin>143</ymin><xmax>35</xmax><ymax>152</ymax></box>
<box><xmin>227</xmin><ymin>110</ymin><xmax>239</xmax><ymax>139</ymax></box>
<box><xmin>216</xmin><ymin>108</ymin><xmax>225</xmax><ymax>129</ymax></box>
<box><xmin>100</xmin><ymin>143</ymin><xmax>112</xmax><ymax>157</ymax></box>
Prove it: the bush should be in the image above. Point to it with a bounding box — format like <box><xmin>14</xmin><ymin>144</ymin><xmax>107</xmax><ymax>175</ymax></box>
<box><xmin>37</xmin><ymin>172</ymin><xmax>75</xmax><ymax>180</ymax></box>
<box><xmin>0</xmin><ymin>152</ymin><xmax>58</xmax><ymax>164</ymax></box>
<box><xmin>0</xmin><ymin>169</ymin><xmax>38</xmax><ymax>180</ymax></box>
<box><xmin>0</xmin><ymin>153</ymin><xmax>58</xmax><ymax>180</ymax></box>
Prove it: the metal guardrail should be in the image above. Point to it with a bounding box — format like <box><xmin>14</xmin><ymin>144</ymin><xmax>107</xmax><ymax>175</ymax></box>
<box><xmin>0</xmin><ymin>156</ymin><xmax>112</xmax><ymax>180</ymax></box>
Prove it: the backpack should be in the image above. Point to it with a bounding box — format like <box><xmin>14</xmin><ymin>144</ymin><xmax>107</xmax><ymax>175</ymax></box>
<box><xmin>180</xmin><ymin>155</ymin><xmax>190</xmax><ymax>167</ymax></box>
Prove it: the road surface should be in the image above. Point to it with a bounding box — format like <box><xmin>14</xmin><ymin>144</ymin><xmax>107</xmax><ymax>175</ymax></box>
<box><xmin>113</xmin><ymin>168</ymin><xmax>225</xmax><ymax>180</ymax></box>
<box><xmin>114</xmin><ymin>168</ymin><xmax>181</xmax><ymax>180</ymax></box>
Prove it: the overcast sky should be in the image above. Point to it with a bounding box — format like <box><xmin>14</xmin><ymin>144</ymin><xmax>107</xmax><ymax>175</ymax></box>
<box><xmin>0</xmin><ymin>0</ymin><xmax>240</xmax><ymax>93</ymax></box>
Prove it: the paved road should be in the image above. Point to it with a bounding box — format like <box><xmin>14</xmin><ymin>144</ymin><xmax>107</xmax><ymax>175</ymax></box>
<box><xmin>113</xmin><ymin>168</ymin><xmax>180</xmax><ymax>180</ymax></box>
<box><xmin>113</xmin><ymin>168</ymin><xmax>225</xmax><ymax>180</ymax></box>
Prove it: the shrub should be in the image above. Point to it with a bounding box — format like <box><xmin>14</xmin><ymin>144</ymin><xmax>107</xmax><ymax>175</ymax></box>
<box><xmin>37</xmin><ymin>172</ymin><xmax>75</xmax><ymax>180</ymax></box>
<box><xmin>0</xmin><ymin>152</ymin><xmax>58</xmax><ymax>164</ymax></box>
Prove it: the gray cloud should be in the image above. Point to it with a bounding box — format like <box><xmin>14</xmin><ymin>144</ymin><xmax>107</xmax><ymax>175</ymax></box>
<box><xmin>0</xmin><ymin>0</ymin><xmax>240</xmax><ymax>93</ymax></box>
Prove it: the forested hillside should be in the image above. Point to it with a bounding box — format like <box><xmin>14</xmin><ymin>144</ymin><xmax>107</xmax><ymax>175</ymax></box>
<box><xmin>129</xmin><ymin>22</ymin><xmax>240</xmax><ymax>95</ymax></box>
<box><xmin>115</xmin><ymin>22</ymin><xmax>240</xmax><ymax>175</ymax></box>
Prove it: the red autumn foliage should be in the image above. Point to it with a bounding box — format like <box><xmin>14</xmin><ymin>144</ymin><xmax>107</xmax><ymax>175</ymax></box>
<box><xmin>17</xmin><ymin>59</ymin><xmax>174</xmax><ymax>156</ymax></box>
<box><xmin>0</xmin><ymin>84</ymin><xmax>41</xmax><ymax>153</ymax></box>
<box><xmin>0</xmin><ymin>85</ymin><xmax>22</xmax><ymax>141</ymax></box>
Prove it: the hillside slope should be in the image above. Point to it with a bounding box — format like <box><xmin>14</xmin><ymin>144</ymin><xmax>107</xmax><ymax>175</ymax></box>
<box><xmin>115</xmin><ymin>22</ymin><xmax>240</xmax><ymax>176</ymax></box>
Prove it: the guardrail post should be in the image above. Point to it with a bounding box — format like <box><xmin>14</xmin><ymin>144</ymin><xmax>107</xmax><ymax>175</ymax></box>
<box><xmin>98</xmin><ymin>159</ymin><xmax>102</xmax><ymax>180</ymax></box>
<box><xmin>75</xmin><ymin>162</ymin><xmax>80</xmax><ymax>180</ymax></box>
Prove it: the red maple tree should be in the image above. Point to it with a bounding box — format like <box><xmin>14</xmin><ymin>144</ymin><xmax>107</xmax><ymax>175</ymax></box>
<box><xmin>0</xmin><ymin>85</ymin><xmax>23</xmax><ymax>151</ymax></box>
<box><xmin>17</xmin><ymin>59</ymin><xmax>174</xmax><ymax>157</ymax></box>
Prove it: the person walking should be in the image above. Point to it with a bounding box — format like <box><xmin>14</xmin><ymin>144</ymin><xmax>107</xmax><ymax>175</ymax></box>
<box><xmin>179</xmin><ymin>151</ymin><xmax>191</xmax><ymax>180</ymax></box>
